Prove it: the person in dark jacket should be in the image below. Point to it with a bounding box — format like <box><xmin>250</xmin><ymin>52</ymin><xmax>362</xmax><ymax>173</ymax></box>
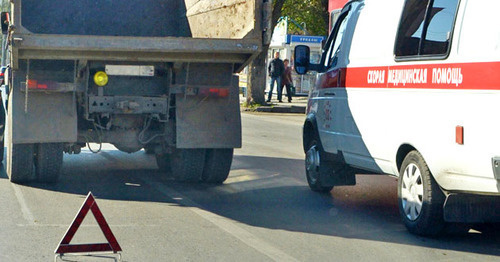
<box><xmin>267</xmin><ymin>52</ymin><xmax>285</xmax><ymax>102</ymax></box>
<box><xmin>280</xmin><ymin>59</ymin><xmax>293</xmax><ymax>103</ymax></box>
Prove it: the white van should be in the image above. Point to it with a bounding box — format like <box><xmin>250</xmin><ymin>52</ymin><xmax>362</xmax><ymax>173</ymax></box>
<box><xmin>296</xmin><ymin>0</ymin><xmax>500</xmax><ymax>235</ymax></box>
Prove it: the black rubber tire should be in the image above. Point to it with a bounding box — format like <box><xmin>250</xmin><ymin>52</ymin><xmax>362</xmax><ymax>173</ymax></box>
<box><xmin>6</xmin><ymin>142</ymin><xmax>35</xmax><ymax>184</ymax></box>
<box><xmin>305</xmin><ymin>138</ymin><xmax>334</xmax><ymax>193</ymax></box>
<box><xmin>155</xmin><ymin>153</ymin><xmax>171</xmax><ymax>172</ymax></box>
<box><xmin>170</xmin><ymin>148</ymin><xmax>206</xmax><ymax>182</ymax></box>
<box><xmin>398</xmin><ymin>150</ymin><xmax>445</xmax><ymax>236</ymax></box>
<box><xmin>35</xmin><ymin>143</ymin><xmax>63</xmax><ymax>183</ymax></box>
<box><xmin>144</xmin><ymin>145</ymin><xmax>155</xmax><ymax>154</ymax></box>
<box><xmin>202</xmin><ymin>148</ymin><xmax>233</xmax><ymax>184</ymax></box>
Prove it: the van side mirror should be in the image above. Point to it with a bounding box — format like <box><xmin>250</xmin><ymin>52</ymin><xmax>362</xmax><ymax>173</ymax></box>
<box><xmin>294</xmin><ymin>45</ymin><xmax>310</xmax><ymax>75</ymax></box>
<box><xmin>1</xmin><ymin>12</ymin><xmax>9</xmax><ymax>35</ymax></box>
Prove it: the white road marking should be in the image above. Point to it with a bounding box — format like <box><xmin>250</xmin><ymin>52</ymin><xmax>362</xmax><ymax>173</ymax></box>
<box><xmin>140</xmin><ymin>176</ymin><xmax>300</xmax><ymax>262</ymax></box>
<box><xmin>11</xmin><ymin>184</ymin><xmax>35</xmax><ymax>225</ymax></box>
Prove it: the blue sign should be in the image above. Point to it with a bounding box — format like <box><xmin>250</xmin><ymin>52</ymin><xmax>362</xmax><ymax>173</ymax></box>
<box><xmin>288</xmin><ymin>35</ymin><xmax>325</xmax><ymax>44</ymax></box>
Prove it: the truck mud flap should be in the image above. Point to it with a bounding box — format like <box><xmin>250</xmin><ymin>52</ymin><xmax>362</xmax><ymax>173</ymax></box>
<box><xmin>9</xmin><ymin>80</ymin><xmax>77</xmax><ymax>143</ymax></box>
<box><xmin>175</xmin><ymin>76</ymin><xmax>241</xmax><ymax>149</ymax></box>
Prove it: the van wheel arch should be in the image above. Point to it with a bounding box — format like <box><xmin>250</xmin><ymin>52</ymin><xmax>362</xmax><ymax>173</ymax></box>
<box><xmin>303</xmin><ymin>117</ymin><xmax>318</xmax><ymax>153</ymax></box>
<box><xmin>396</xmin><ymin>144</ymin><xmax>417</xmax><ymax>172</ymax></box>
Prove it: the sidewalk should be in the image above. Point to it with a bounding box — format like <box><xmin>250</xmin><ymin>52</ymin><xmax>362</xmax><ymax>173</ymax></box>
<box><xmin>240</xmin><ymin>94</ymin><xmax>308</xmax><ymax>114</ymax></box>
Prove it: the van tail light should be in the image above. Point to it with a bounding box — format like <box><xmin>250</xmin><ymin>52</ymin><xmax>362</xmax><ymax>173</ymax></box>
<box><xmin>200</xmin><ymin>88</ymin><xmax>229</xmax><ymax>98</ymax></box>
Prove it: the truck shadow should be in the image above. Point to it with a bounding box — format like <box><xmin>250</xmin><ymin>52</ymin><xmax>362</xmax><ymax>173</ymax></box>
<box><xmin>5</xmin><ymin>150</ymin><xmax>499</xmax><ymax>257</ymax></box>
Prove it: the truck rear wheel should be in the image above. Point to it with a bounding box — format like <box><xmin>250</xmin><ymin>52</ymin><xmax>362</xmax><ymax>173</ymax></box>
<box><xmin>6</xmin><ymin>141</ymin><xmax>35</xmax><ymax>184</ymax></box>
<box><xmin>202</xmin><ymin>148</ymin><xmax>233</xmax><ymax>184</ymax></box>
<box><xmin>398</xmin><ymin>150</ymin><xmax>445</xmax><ymax>236</ymax></box>
<box><xmin>144</xmin><ymin>145</ymin><xmax>155</xmax><ymax>154</ymax></box>
<box><xmin>155</xmin><ymin>153</ymin><xmax>170</xmax><ymax>172</ymax></box>
<box><xmin>35</xmin><ymin>143</ymin><xmax>63</xmax><ymax>183</ymax></box>
<box><xmin>171</xmin><ymin>148</ymin><xmax>206</xmax><ymax>182</ymax></box>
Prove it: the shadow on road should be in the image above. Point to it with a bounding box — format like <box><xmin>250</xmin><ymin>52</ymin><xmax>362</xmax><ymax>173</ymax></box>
<box><xmin>4</xmin><ymin>149</ymin><xmax>499</xmax><ymax>257</ymax></box>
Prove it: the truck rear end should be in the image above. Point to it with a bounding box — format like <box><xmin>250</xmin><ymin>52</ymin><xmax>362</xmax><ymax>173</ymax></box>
<box><xmin>1</xmin><ymin>0</ymin><xmax>271</xmax><ymax>183</ymax></box>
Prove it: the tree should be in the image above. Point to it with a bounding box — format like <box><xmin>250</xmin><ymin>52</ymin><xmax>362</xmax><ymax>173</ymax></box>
<box><xmin>282</xmin><ymin>0</ymin><xmax>329</xmax><ymax>36</ymax></box>
<box><xmin>246</xmin><ymin>0</ymin><xmax>329</xmax><ymax>106</ymax></box>
<box><xmin>246</xmin><ymin>0</ymin><xmax>285</xmax><ymax>106</ymax></box>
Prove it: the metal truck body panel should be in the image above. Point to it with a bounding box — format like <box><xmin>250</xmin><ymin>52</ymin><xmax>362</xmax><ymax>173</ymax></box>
<box><xmin>1</xmin><ymin>0</ymin><xmax>269</xmax><ymax>183</ymax></box>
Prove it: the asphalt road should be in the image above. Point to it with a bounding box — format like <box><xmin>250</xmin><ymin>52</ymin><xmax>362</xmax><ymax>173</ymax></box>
<box><xmin>0</xmin><ymin>112</ymin><xmax>498</xmax><ymax>261</ymax></box>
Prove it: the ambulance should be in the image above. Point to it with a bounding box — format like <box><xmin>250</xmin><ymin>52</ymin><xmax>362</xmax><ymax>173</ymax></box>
<box><xmin>295</xmin><ymin>0</ymin><xmax>500</xmax><ymax>235</ymax></box>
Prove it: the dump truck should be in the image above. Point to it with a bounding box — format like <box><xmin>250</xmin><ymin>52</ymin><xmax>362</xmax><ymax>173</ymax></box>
<box><xmin>0</xmin><ymin>0</ymin><xmax>272</xmax><ymax>183</ymax></box>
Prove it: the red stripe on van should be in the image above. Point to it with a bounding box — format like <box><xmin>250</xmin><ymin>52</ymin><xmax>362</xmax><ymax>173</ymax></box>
<box><xmin>338</xmin><ymin>61</ymin><xmax>500</xmax><ymax>90</ymax></box>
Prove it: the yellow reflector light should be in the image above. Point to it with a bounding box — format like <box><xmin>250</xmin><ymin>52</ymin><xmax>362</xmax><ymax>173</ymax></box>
<box><xmin>94</xmin><ymin>71</ymin><xmax>109</xmax><ymax>87</ymax></box>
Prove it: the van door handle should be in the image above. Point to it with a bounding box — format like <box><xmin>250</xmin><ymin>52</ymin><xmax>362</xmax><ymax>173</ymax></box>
<box><xmin>325</xmin><ymin>92</ymin><xmax>336</xmax><ymax>96</ymax></box>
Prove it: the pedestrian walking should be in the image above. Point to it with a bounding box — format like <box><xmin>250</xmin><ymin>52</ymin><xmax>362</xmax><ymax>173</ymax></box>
<box><xmin>267</xmin><ymin>52</ymin><xmax>285</xmax><ymax>102</ymax></box>
<box><xmin>281</xmin><ymin>59</ymin><xmax>294</xmax><ymax>103</ymax></box>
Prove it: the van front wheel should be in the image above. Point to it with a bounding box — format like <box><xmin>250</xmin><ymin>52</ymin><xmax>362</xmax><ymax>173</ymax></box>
<box><xmin>398</xmin><ymin>151</ymin><xmax>445</xmax><ymax>236</ymax></box>
<box><xmin>305</xmin><ymin>139</ymin><xmax>334</xmax><ymax>193</ymax></box>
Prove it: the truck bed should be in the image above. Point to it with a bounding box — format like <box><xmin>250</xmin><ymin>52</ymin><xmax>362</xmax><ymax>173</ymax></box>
<box><xmin>10</xmin><ymin>0</ymin><xmax>265</xmax><ymax>69</ymax></box>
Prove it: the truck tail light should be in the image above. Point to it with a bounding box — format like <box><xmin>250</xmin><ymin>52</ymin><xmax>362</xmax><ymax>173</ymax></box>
<box><xmin>27</xmin><ymin>79</ymin><xmax>50</xmax><ymax>89</ymax></box>
<box><xmin>200</xmin><ymin>88</ymin><xmax>229</xmax><ymax>98</ymax></box>
<box><xmin>26</xmin><ymin>79</ymin><xmax>74</xmax><ymax>92</ymax></box>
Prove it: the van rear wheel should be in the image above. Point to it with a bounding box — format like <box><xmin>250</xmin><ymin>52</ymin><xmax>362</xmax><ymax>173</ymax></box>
<box><xmin>305</xmin><ymin>139</ymin><xmax>334</xmax><ymax>193</ymax></box>
<box><xmin>398</xmin><ymin>151</ymin><xmax>445</xmax><ymax>236</ymax></box>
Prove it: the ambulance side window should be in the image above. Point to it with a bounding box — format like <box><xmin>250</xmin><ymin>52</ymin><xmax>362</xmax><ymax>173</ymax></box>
<box><xmin>395</xmin><ymin>0</ymin><xmax>460</xmax><ymax>59</ymax></box>
<box><xmin>394</xmin><ymin>0</ymin><xmax>428</xmax><ymax>57</ymax></box>
<box><xmin>422</xmin><ymin>0</ymin><xmax>460</xmax><ymax>55</ymax></box>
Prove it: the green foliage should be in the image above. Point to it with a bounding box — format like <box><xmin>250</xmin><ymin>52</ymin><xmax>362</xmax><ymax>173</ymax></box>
<box><xmin>281</xmin><ymin>0</ymin><xmax>329</xmax><ymax>36</ymax></box>
<box><xmin>1</xmin><ymin>0</ymin><xmax>9</xmax><ymax>12</ymax></box>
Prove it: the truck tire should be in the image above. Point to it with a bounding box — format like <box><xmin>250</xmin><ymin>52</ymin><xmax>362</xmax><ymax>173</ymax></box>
<box><xmin>171</xmin><ymin>148</ymin><xmax>206</xmax><ymax>182</ymax></box>
<box><xmin>398</xmin><ymin>150</ymin><xmax>445</xmax><ymax>236</ymax></box>
<box><xmin>305</xmin><ymin>138</ymin><xmax>334</xmax><ymax>193</ymax></box>
<box><xmin>144</xmin><ymin>145</ymin><xmax>155</xmax><ymax>154</ymax></box>
<box><xmin>155</xmin><ymin>153</ymin><xmax>170</xmax><ymax>172</ymax></box>
<box><xmin>6</xmin><ymin>141</ymin><xmax>35</xmax><ymax>184</ymax></box>
<box><xmin>202</xmin><ymin>148</ymin><xmax>233</xmax><ymax>184</ymax></box>
<box><xmin>35</xmin><ymin>143</ymin><xmax>63</xmax><ymax>183</ymax></box>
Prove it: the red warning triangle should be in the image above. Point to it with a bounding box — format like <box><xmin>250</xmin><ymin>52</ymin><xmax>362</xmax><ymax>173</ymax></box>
<box><xmin>55</xmin><ymin>192</ymin><xmax>122</xmax><ymax>254</ymax></box>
